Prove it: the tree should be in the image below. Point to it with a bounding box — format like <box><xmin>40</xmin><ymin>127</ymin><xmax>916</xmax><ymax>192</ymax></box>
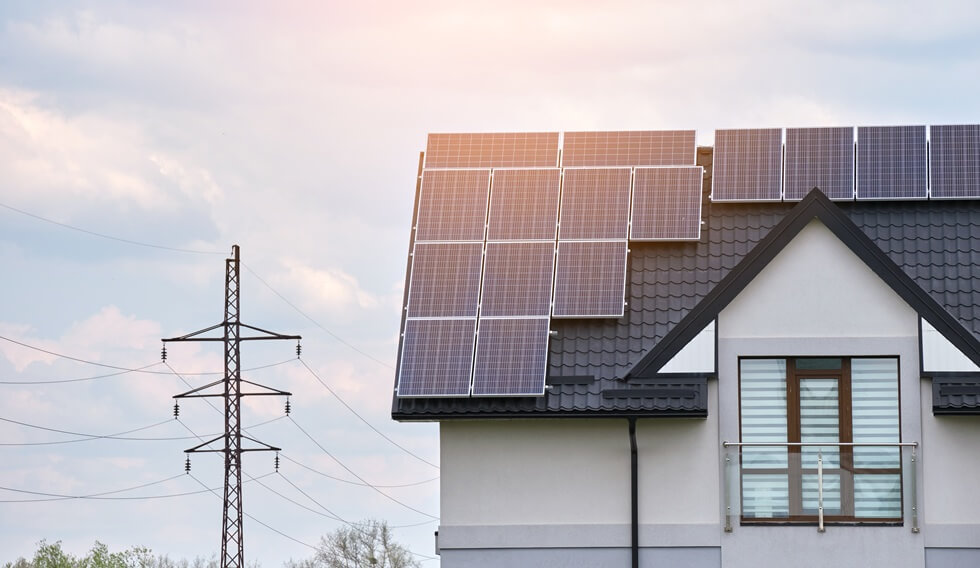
<box><xmin>308</xmin><ymin>521</ymin><xmax>420</xmax><ymax>568</ymax></box>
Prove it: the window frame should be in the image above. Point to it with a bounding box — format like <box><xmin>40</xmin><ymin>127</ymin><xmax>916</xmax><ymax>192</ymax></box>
<box><xmin>737</xmin><ymin>356</ymin><xmax>904</xmax><ymax>525</ymax></box>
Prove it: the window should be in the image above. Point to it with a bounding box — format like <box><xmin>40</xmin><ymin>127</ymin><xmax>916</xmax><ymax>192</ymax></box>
<box><xmin>739</xmin><ymin>357</ymin><xmax>902</xmax><ymax>523</ymax></box>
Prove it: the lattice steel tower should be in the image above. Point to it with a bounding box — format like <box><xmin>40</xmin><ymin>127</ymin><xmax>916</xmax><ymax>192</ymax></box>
<box><xmin>164</xmin><ymin>245</ymin><xmax>300</xmax><ymax>568</ymax></box>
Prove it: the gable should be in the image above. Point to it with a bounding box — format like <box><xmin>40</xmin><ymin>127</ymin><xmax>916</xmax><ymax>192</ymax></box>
<box><xmin>719</xmin><ymin>219</ymin><xmax>917</xmax><ymax>339</ymax></box>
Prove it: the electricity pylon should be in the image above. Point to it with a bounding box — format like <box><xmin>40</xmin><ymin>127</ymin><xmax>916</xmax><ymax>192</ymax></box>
<box><xmin>163</xmin><ymin>245</ymin><xmax>300</xmax><ymax>568</ymax></box>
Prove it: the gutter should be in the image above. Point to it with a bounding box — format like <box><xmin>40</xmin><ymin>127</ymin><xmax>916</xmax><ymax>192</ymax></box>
<box><xmin>628</xmin><ymin>417</ymin><xmax>639</xmax><ymax>568</ymax></box>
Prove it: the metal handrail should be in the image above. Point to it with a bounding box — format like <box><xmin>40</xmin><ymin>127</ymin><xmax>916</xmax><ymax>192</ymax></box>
<box><xmin>722</xmin><ymin>441</ymin><xmax>919</xmax><ymax>534</ymax></box>
<box><xmin>723</xmin><ymin>441</ymin><xmax>917</xmax><ymax>447</ymax></box>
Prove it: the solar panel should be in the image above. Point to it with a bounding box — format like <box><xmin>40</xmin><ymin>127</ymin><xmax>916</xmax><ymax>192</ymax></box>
<box><xmin>552</xmin><ymin>241</ymin><xmax>628</xmax><ymax>318</ymax></box>
<box><xmin>630</xmin><ymin>166</ymin><xmax>703</xmax><ymax>241</ymax></box>
<box><xmin>424</xmin><ymin>132</ymin><xmax>559</xmax><ymax>168</ymax></box>
<box><xmin>856</xmin><ymin>125</ymin><xmax>927</xmax><ymax>200</ymax></box>
<box><xmin>415</xmin><ymin>169</ymin><xmax>490</xmax><ymax>242</ymax></box>
<box><xmin>397</xmin><ymin>318</ymin><xmax>476</xmax><ymax>397</ymax></box>
<box><xmin>487</xmin><ymin>169</ymin><xmax>561</xmax><ymax>241</ymax></box>
<box><xmin>930</xmin><ymin>124</ymin><xmax>980</xmax><ymax>199</ymax></box>
<box><xmin>406</xmin><ymin>243</ymin><xmax>484</xmax><ymax>318</ymax></box>
<box><xmin>784</xmin><ymin>127</ymin><xmax>855</xmax><ymax>200</ymax></box>
<box><xmin>472</xmin><ymin>317</ymin><xmax>550</xmax><ymax>396</ymax></box>
<box><xmin>558</xmin><ymin>168</ymin><xmax>631</xmax><ymax>240</ymax></box>
<box><xmin>563</xmin><ymin>130</ymin><xmax>696</xmax><ymax>167</ymax></box>
<box><xmin>480</xmin><ymin>242</ymin><xmax>555</xmax><ymax>317</ymax></box>
<box><xmin>711</xmin><ymin>128</ymin><xmax>783</xmax><ymax>201</ymax></box>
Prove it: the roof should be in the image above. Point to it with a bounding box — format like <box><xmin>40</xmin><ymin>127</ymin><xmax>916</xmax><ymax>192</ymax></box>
<box><xmin>393</xmin><ymin>147</ymin><xmax>980</xmax><ymax>421</ymax></box>
<box><xmin>930</xmin><ymin>373</ymin><xmax>980</xmax><ymax>415</ymax></box>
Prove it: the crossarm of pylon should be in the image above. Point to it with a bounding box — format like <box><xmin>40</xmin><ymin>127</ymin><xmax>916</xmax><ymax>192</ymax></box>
<box><xmin>174</xmin><ymin>379</ymin><xmax>226</xmax><ymax>399</ymax></box>
<box><xmin>240</xmin><ymin>435</ymin><xmax>282</xmax><ymax>453</ymax></box>
<box><xmin>162</xmin><ymin>323</ymin><xmax>226</xmax><ymax>342</ymax></box>
<box><xmin>185</xmin><ymin>434</ymin><xmax>226</xmax><ymax>453</ymax></box>
<box><xmin>239</xmin><ymin>323</ymin><xmax>301</xmax><ymax>341</ymax></box>
<box><xmin>238</xmin><ymin>379</ymin><xmax>291</xmax><ymax>397</ymax></box>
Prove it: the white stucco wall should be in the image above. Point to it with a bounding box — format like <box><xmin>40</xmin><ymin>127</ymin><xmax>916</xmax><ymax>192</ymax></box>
<box><xmin>720</xmin><ymin>220</ymin><xmax>918</xmax><ymax>339</ymax></box>
<box><xmin>920</xmin><ymin>379</ymin><xmax>980</xmax><ymax>530</ymax></box>
<box><xmin>440</xmin><ymin>419</ymin><xmax>631</xmax><ymax>526</ymax></box>
<box><xmin>638</xmin><ymin>380</ymin><xmax>720</xmax><ymax>525</ymax></box>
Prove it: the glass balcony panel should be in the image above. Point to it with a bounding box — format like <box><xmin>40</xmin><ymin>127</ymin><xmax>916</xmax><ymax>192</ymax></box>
<box><xmin>741</xmin><ymin>473</ymin><xmax>789</xmax><ymax>519</ymax></box>
<box><xmin>854</xmin><ymin>474</ymin><xmax>902</xmax><ymax>518</ymax></box>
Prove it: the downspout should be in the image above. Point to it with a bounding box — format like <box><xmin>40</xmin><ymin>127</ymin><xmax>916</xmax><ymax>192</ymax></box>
<box><xmin>628</xmin><ymin>417</ymin><xmax>639</xmax><ymax>568</ymax></box>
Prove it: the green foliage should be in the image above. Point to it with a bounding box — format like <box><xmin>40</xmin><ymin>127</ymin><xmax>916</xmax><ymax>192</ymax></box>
<box><xmin>5</xmin><ymin>541</ymin><xmax>158</xmax><ymax>568</ymax></box>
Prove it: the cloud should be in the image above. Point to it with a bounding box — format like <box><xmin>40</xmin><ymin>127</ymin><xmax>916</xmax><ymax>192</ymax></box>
<box><xmin>274</xmin><ymin>258</ymin><xmax>380</xmax><ymax>317</ymax></box>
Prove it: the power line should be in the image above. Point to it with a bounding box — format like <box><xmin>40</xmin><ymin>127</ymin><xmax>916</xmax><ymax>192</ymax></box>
<box><xmin>278</xmin><ymin>454</ymin><xmax>438</xmax><ymax>489</ymax></box>
<box><xmin>0</xmin><ymin>201</ymin><xmax>226</xmax><ymax>255</ymax></box>
<box><xmin>274</xmin><ymin>471</ymin><xmax>438</xmax><ymax>561</ymax></box>
<box><xmin>0</xmin><ymin>472</ymin><xmax>276</xmax><ymax>503</ymax></box>
<box><xmin>287</xmin><ymin>416</ymin><xmax>438</xmax><ymax>521</ymax></box>
<box><xmin>241</xmin><ymin>263</ymin><xmax>394</xmax><ymax>370</ymax></box>
<box><xmin>0</xmin><ymin>362</ymin><xmax>163</xmax><ymax>385</ymax></box>
<box><xmin>0</xmin><ymin>416</ymin><xmax>285</xmax><ymax>446</ymax></box>
<box><xmin>0</xmin><ymin>336</ymin><xmax>296</xmax><ymax>377</ymax></box>
<box><xmin>299</xmin><ymin>358</ymin><xmax>438</xmax><ymax>469</ymax></box>
<box><xmin>0</xmin><ymin>473</ymin><xmax>189</xmax><ymax>502</ymax></box>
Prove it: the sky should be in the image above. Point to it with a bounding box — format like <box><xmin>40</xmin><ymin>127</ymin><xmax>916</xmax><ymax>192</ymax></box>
<box><xmin>1</xmin><ymin>1</ymin><xmax>980</xmax><ymax>566</ymax></box>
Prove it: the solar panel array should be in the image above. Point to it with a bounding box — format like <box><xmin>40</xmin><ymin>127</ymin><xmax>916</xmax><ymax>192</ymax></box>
<box><xmin>856</xmin><ymin>126</ymin><xmax>927</xmax><ymax>200</ymax></box>
<box><xmin>713</xmin><ymin>125</ymin><xmax>980</xmax><ymax>201</ymax></box>
<box><xmin>712</xmin><ymin>129</ymin><xmax>783</xmax><ymax>201</ymax></box>
<box><xmin>630</xmin><ymin>167</ymin><xmax>704</xmax><ymax>240</ymax></box>
<box><xmin>399</xmin><ymin>130</ymin><xmax>704</xmax><ymax>397</ymax></box>
<box><xmin>784</xmin><ymin>127</ymin><xmax>855</xmax><ymax>200</ymax></box>
<box><xmin>930</xmin><ymin>124</ymin><xmax>980</xmax><ymax>199</ymax></box>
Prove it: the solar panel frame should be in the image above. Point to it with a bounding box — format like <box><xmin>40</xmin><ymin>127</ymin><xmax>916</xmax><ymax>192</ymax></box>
<box><xmin>929</xmin><ymin>124</ymin><xmax>980</xmax><ymax>199</ymax></box>
<box><xmin>630</xmin><ymin>166</ymin><xmax>704</xmax><ymax>241</ymax></box>
<box><xmin>415</xmin><ymin>169</ymin><xmax>491</xmax><ymax>242</ymax></box>
<box><xmin>711</xmin><ymin>128</ymin><xmax>783</xmax><ymax>202</ymax></box>
<box><xmin>562</xmin><ymin>130</ymin><xmax>697</xmax><ymax>167</ymax></box>
<box><xmin>424</xmin><ymin>132</ymin><xmax>560</xmax><ymax>168</ymax></box>
<box><xmin>405</xmin><ymin>242</ymin><xmax>484</xmax><ymax>318</ymax></box>
<box><xmin>558</xmin><ymin>167</ymin><xmax>632</xmax><ymax>240</ymax></box>
<box><xmin>480</xmin><ymin>242</ymin><xmax>556</xmax><ymax>317</ymax></box>
<box><xmin>472</xmin><ymin>317</ymin><xmax>551</xmax><ymax>396</ymax></box>
<box><xmin>396</xmin><ymin>318</ymin><xmax>476</xmax><ymax>397</ymax></box>
<box><xmin>552</xmin><ymin>240</ymin><xmax>629</xmax><ymax>319</ymax></box>
<box><xmin>784</xmin><ymin>127</ymin><xmax>856</xmax><ymax>201</ymax></box>
<box><xmin>856</xmin><ymin>125</ymin><xmax>927</xmax><ymax>200</ymax></box>
<box><xmin>486</xmin><ymin>168</ymin><xmax>561</xmax><ymax>241</ymax></box>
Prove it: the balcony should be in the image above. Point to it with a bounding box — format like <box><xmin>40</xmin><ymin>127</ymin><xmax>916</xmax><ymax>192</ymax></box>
<box><xmin>722</xmin><ymin>441</ymin><xmax>919</xmax><ymax>532</ymax></box>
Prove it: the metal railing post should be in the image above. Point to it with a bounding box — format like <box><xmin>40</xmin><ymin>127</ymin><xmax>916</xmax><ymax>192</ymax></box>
<box><xmin>910</xmin><ymin>446</ymin><xmax>919</xmax><ymax>533</ymax></box>
<box><xmin>724</xmin><ymin>452</ymin><xmax>733</xmax><ymax>532</ymax></box>
<box><xmin>817</xmin><ymin>450</ymin><xmax>825</xmax><ymax>533</ymax></box>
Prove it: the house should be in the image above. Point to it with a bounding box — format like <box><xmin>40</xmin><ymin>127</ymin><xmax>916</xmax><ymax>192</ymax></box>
<box><xmin>391</xmin><ymin>128</ymin><xmax>980</xmax><ymax>567</ymax></box>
